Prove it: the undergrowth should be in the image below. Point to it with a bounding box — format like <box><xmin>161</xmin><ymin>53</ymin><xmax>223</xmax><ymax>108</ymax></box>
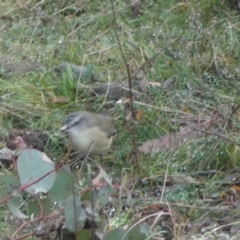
<box><xmin>1</xmin><ymin>0</ymin><xmax>240</xmax><ymax>239</ymax></box>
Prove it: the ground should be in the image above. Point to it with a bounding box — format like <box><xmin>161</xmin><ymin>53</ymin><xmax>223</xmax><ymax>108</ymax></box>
<box><xmin>1</xmin><ymin>0</ymin><xmax>240</xmax><ymax>239</ymax></box>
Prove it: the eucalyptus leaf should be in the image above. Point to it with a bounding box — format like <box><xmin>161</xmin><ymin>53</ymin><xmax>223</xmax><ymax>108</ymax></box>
<box><xmin>103</xmin><ymin>228</ymin><xmax>125</xmax><ymax>240</ymax></box>
<box><xmin>64</xmin><ymin>194</ymin><xmax>86</xmax><ymax>233</ymax></box>
<box><xmin>27</xmin><ymin>198</ymin><xmax>51</xmax><ymax>217</ymax></box>
<box><xmin>127</xmin><ymin>228</ymin><xmax>147</xmax><ymax>240</ymax></box>
<box><xmin>48</xmin><ymin>165</ymin><xmax>78</xmax><ymax>205</ymax></box>
<box><xmin>7</xmin><ymin>197</ymin><xmax>28</xmax><ymax>219</ymax></box>
<box><xmin>139</xmin><ymin>223</ymin><xmax>150</xmax><ymax>237</ymax></box>
<box><xmin>81</xmin><ymin>188</ymin><xmax>98</xmax><ymax>203</ymax></box>
<box><xmin>17</xmin><ymin>149</ymin><xmax>56</xmax><ymax>194</ymax></box>
<box><xmin>97</xmin><ymin>185</ymin><xmax>115</xmax><ymax>208</ymax></box>
<box><xmin>0</xmin><ymin>174</ymin><xmax>19</xmax><ymax>200</ymax></box>
<box><xmin>104</xmin><ymin>228</ymin><xmax>147</xmax><ymax>240</ymax></box>
<box><xmin>76</xmin><ymin>229</ymin><xmax>91</xmax><ymax>240</ymax></box>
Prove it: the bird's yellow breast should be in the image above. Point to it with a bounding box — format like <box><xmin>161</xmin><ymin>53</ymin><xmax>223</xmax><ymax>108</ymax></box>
<box><xmin>68</xmin><ymin>126</ymin><xmax>113</xmax><ymax>155</ymax></box>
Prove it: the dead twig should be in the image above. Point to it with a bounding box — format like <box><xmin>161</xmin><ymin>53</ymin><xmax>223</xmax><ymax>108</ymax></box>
<box><xmin>110</xmin><ymin>0</ymin><xmax>139</xmax><ymax>169</ymax></box>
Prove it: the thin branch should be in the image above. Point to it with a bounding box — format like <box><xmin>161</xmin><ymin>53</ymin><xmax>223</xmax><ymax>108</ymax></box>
<box><xmin>110</xmin><ymin>0</ymin><xmax>138</xmax><ymax>165</ymax></box>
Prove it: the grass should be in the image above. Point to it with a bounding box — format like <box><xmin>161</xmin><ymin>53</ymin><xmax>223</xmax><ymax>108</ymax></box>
<box><xmin>1</xmin><ymin>0</ymin><xmax>240</xmax><ymax>238</ymax></box>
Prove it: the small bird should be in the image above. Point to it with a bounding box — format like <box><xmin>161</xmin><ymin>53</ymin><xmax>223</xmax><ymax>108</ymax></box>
<box><xmin>61</xmin><ymin>111</ymin><xmax>115</xmax><ymax>156</ymax></box>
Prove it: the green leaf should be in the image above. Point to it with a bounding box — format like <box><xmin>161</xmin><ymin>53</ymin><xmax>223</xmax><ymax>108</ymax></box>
<box><xmin>0</xmin><ymin>175</ymin><xmax>26</xmax><ymax>218</ymax></box>
<box><xmin>104</xmin><ymin>228</ymin><xmax>147</xmax><ymax>240</ymax></box>
<box><xmin>101</xmin><ymin>169</ymin><xmax>112</xmax><ymax>186</ymax></box>
<box><xmin>64</xmin><ymin>194</ymin><xmax>86</xmax><ymax>233</ymax></box>
<box><xmin>7</xmin><ymin>197</ymin><xmax>28</xmax><ymax>219</ymax></box>
<box><xmin>97</xmin><ymin>214</ymin><xmax>108</xmax><ymax>229</ymax></box>
<box><xmin>81</xmin><ymin>188</ymin><xmax>98</xmax><ymax>203</ymax></box>
<box><xmin>27</xmin><ymin>198</ymin><xmax>52</xmax><ymax>217</ymax></box>
<box><xmin>76</xmin><ymin>229</ymin><xmax>91</xmax><ymax>240</ymax></box>
<box><xmin>0</xmin><ymin>174</ymin><xmax>19</xmax><ymax>201</ymax></box>
<box><xmin>17</xmin><ymin>149</ymin><xmax>56</xmax><ymax>194</ymax></box>
<box><xmin>127</xmin><ymin>228</ymin><xmax>147</xmax><ymax>240</ymax></box>
<box><xmin>48</xmin><ymin>165</ymin><xmax>78</xmax><ymax>205</ymax></box>
<box><xmin>97</xmin><ymin>185</ymin><xmax>115</xmax><ymax>208</ymax></box>
<box><xmin>138</xmin><ymin>223</ymin><xmax>150</xmax><ymax>237</ymax></box>
<box><xmin>104</xmin><ymin>228</ymin><xmax>125</xmax><ymax>240</ymax></box>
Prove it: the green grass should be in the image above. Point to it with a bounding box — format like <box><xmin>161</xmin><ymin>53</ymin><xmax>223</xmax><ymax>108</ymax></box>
<box><xmin>1</xmin><ymin>0</ymin><xmax>240</xmax><ymax>238</ymax></box>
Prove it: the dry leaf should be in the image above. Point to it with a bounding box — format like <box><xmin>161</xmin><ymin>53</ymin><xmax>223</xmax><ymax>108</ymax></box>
<box><xmin>116</xmin><ymin>97</ymin><xmax>131</xmax><ymax>105</ymax></box>
<box><xmin>50</xmin><ymin>96</ymin><xmax>70</xmax><ymax>103</ymax></box>
<box><xmin>134</xmin><ymin>110</ymin><xmax>144</xmax><ymax>121</ymax></box>
<box><xmin>232</xmin><ymin>185</ymin><xmax>240</xmax><ymax>194</ymax></box>
<box><xmin>139</xmin><ymin>78</ymin><xmax>149</xmax><ymax>93</ymax></box>
<box><xmin>138</xmin><ymin>123</ymin><xmax>202</xmax><ymax>154</ymax></box>
<box><xmin>161</xmin><ymin>77</ymin><xmax>176</xmax><ymax>90</ymax></box>
<box><xmin>92</xmin><ymin>168</ymin><xmax>112</xmax><ymax>186</ymax></box>
<box><xmin>125</xmin><ymin>112</ymin><xmax>132</xmax><ymax>121</ymax></box>
<box><xmin>13</xmin><ymin>136</ymin><xmax>27</xmax><ymax>150</ymax></box>
<box><xmin>94</xmin><ymin>82</ymin><xmax>137</xmax><ymax>101</ymax></box>
<box><xmin>220</xmin><ymin>187</ymin><xmax>239</xmax><ymax>202</ymax></box>
<box><xmin>171</xmin><ymin>175</ymin><xmax>197</xmax><ymax>184</ymax></box>
<box><xmin>92</xmin><ymin>169</ymin><xmax>105</xmax><ymax>186</ymax></box>
<box><xmin>181</xmin><ymin>105</ymin><xmax>191</xmax><ymax>112</ymax></box>
<box><xmin>148</xmin><ymin>81</ymin><xmax>161</xmax><ymax>87</ymax></box>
